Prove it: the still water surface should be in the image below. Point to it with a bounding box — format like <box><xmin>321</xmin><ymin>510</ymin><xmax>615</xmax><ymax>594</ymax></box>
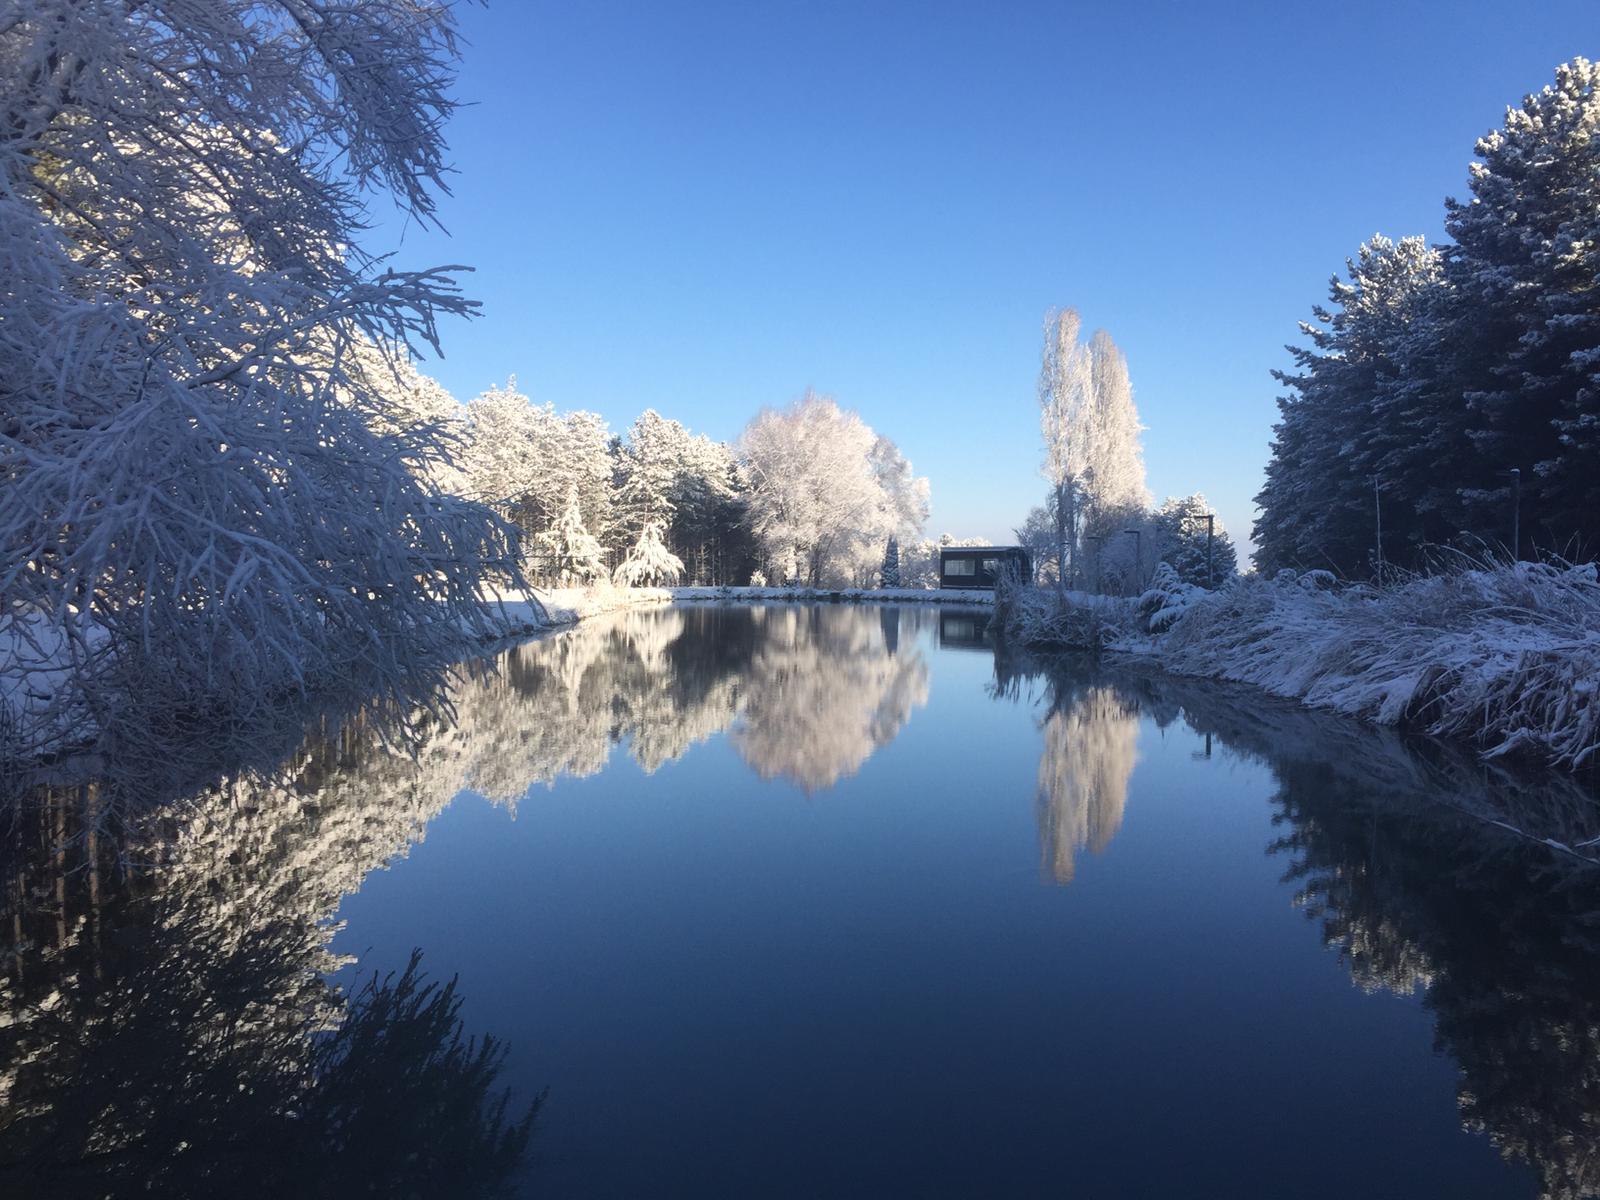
<box><xmin>4</xmin><ymin>604</ymin><xmax>1599</xmax><ymax>1198</ymax></box>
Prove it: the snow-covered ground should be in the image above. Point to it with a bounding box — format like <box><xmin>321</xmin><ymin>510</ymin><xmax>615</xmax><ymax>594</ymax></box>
<box><xmin>1002</xmin><ymin>560</ymin><xmax>1600</xmax><ymax>771</ymax></box>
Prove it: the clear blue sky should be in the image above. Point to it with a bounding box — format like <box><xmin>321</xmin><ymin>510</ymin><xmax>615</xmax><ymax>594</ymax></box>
<box><xmin>371</xmin><ymin>0</ymin><xmax>1596</xmax><ymax>558</ymax></box>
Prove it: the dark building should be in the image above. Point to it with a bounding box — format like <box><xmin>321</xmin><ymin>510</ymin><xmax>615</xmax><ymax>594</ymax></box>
<box><xmin>937</xmin><ymin>546</ymin><xmax>1031</xmax><ymax>590</ymax></box>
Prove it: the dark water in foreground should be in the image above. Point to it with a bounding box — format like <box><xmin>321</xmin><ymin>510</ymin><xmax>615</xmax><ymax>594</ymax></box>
<box><xmin>4</xmin><ymin>604</ymin><xmax>1600</xmax><ymax>1198</ymax></box>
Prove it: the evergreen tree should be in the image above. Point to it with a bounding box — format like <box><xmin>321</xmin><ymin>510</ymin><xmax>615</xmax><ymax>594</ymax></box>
<box><xmin>1441</xmin><ymin>58</ymin><xmax>1600</xmax><ymax>553</ymax></box>
<box><xmin>1153</xmin><ymin>495</ymin><xmax>1238</xmax><ymax>587</ymax></box>
<box><xmin>1255</xmin><ymin>236</ymin><xmax>1448</xmax><ymax>575</ymax></box>
<box><xmin>880</xmin><ymin>536</ymin><xmax>901</xmax><ymax>588</ymax></box>
<box><xmin>538</xmin><ymin>485</ymin><xmax>607</xmax><ymax>585</ymax></box>
<box><xmin>613</xmin><ymin>520</ymin><xmax>685</xmax><ymax>587</ymax></box>
<box><xmin>1257</xmin><ymin>60</ymin><xmax>1600</xmax><ymax>571</ymax></box>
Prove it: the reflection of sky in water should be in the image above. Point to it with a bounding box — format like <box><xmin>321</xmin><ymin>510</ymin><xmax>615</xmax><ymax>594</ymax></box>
<box><xmin>5</xmin><ymin>604</ymin><xmax>1597</xmax><ymax>1199</ymax></box>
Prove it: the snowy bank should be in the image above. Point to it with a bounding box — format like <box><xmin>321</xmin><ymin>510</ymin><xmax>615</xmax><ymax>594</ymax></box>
<box><xmin>1002</xmin><ymin>560</ymin><xmax>1600</xmax><ymax>771</ymax></box>
<box><xmin>480</xmin><ymin>584</ymin><xmax>674</xmax><ymax>638</ymax></box>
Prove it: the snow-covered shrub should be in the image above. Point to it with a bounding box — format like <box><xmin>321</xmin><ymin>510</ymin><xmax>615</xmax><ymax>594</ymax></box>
<box><xmin>749</xmin><ymin>570</ymin><xmax>768</xmax><ymax>588</ymax></box>
<box><xmin>1134</xmin><ymin>563</ymin><xmax>1207</xmax><ymax>633</ymax></box>
<box><xmin>997</xmin><ymin>585</ymin><xmax>1131</xmax><ymax>651</ymax></box>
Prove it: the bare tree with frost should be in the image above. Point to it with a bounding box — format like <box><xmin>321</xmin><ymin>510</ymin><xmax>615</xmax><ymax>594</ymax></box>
<box><xmin>0</xmin><ymin>0</ymin><xmax>528</xmax><ymax>759</ymax></box>
<box><xmin>1037</xmin><ymin>311</ymin><xmax>1150</xmax><ymax>589</ymax></box>
<box><xmin>1038</xmin><ymin>309</ymin><xmax>1094</xmax><ymax>586</ymax></box>
<box><xmin>740</xmin><ymin>391</ymin><xmax>928</xmax><ymax>587</ymax></box>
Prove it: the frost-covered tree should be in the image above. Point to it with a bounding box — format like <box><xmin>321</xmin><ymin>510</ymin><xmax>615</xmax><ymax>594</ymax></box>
<box><xmin>459</xmin><ymin>381</ymin><xmax>613</xmax><ymax>551</ymax></box>
<box><xmin>1254</xmin><ymin>236</ymin><xmax>1448</xmax><ymax>576</ymax></box>
<box><xmin>1085</xmin><ymin>331</ymin><xmax>1151</xmax><ymax>517</ymax></box>
<box><xmin>1014</xmin><ymin>499</ymin><xmax>1057</xmax><ymax>584</ymax></box>
<box><xmin>1038</xmin><ymin>312</ymin><xmax>1149</xmax><ymax>587</ymax></box>
<box><xmin>1153</xmin><ymin>494</ymin><xmax>1238</xmax><ymax>587</ymax></box>
<box><xmin>664</xmin><ymin>428</ymin><xmax>747</xmax><ymax>585</ymax></box>
<box><xmin>460</xmin><ymin>379</ymin><xmax>544</xmax><ymax>514</ymax></box>
<box><xmin>538</xmin><ymin>485</ymin><xmax>607</xmax><ymax>585</ymax></box>
<box><xmin>613</xmin><ymin>520</ymin><xmax>684</xmax><ymax>587</ymax></box>
<box><xmin>1441</xmin><ymin>58</ymin><xmax>1600</xmax><ymax>551</ymax></box>
<box><xmin>0</xmin><ymin>0</ymin><xmax>525</xmax><ymax>758</ymax></box>
<box><xmin>1038</xmin><ymin>308</ymin><xmax>1094</xmax><ymax>585</ymax></box>
<box><xmin>740</xmin><ymin>392</ymin><xmax>928</xmax><ymax>587</ymax></box>
<box><xmin>880</xmin><ymin>536</ymin><xmax>901</xmax><ymax>588</ymax></box>
<box><xmin>611</xmin><ymin>410</ymin><xmax>690</xmax><ymax>548</ymax></box>
<box><xmin>1258</xmin><ymin>60</ymin><xmax>1600</xmax><ymax>571</ymax></box>
<box><xmin>608</xmin><ymin>411</ymin><xmax>748</xmax><ymax>584</ymax></box>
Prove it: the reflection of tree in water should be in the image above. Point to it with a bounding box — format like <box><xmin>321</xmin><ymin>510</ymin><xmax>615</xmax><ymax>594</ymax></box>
<box><xmin>1033</xmin><ymin>687</ymin><xmax>1138</xmax><ymax>884</ymax></box>
<box><xmin>999</xmin><ymin>649</ymin><xmax>1600</xmax><ymax>1199</ymax></box>
<box><xmin>0</xmin><ymin>605</ymin><xmax>935</xmax><ymax>1194</ymax></box>
<box><xmin>466</xmin><ymin>604</ymin><xmax>930</xmax><ymax>796</ymax></box>
<box><xmin>731</xmin><ymin>606</ymin><xmax>930</xmax><ymax>792</ymax></box>
<box><xmin>1269</xmin><ymin>773</ymin><xmax>1600</xmax><ymax>1200</ymax></box>
<box><xmin>0</xmin><ymin>784</ymin><xmax>536</xmax><ymax>1198</ymax></box>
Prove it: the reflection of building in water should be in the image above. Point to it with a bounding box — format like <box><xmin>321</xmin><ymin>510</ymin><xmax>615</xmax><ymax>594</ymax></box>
<box><xmin>731</xmin><ymin>607</ymin><xmax>930</xmax><ymax>792</ymax></box>
<box><xmin>1033</xmin><ymin>688</ymin><xmax>1139</xmax><ymax>884</ymax></box>
<box><xmin>937</xmin><ymin>610</ymin><xmax>992</xmax><ymax>650</ymax></box>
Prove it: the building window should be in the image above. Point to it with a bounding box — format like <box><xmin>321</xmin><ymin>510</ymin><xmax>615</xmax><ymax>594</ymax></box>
<box><xmin>980</xmin><ymin>558</ymin><xmax>1000</xmax><ymax>575</ymax></box>
<box><xmin>945</xmin><ymin>558</ymin><xmax>976</xmax><ymax>576</ymax></box>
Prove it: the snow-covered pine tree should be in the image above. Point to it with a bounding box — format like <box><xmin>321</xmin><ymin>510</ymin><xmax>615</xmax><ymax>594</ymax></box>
<box><xmin>0</xmin><ymin>0</ymin><xmax>528</xmax><ymax>758</ymax></box>
<box><xmin>1255</xmin><ymin>236</ymin><xmax>1449</xmax><ymax>575</ymax></box>
<box><xmin>880</xmin><ymin>537</ymin><xmax>902</xmax><ymax>588</ymax></box>
<box><xmin>1441</xmin><ymin>58</ymin><xmax>1600</xmax><ymax>552</ymax></box>
<box><xmin>1153</xmin><ymin>495</ymin><xmax>1238</xmax><ymax>587</ymax></box>
<box><xmin>613</xmin><ymin>521</ymin><xmax>685</xmax><ymax>587</ymax></box>
<box><xmin>539</xmin><ymin>485</ymin><xmax>608</xmax><ymax>585</ymax></box>
<box><xmin>611</xmin><ymin>411</ymin><xmax>690</xmax><ymax>555</ymax></box>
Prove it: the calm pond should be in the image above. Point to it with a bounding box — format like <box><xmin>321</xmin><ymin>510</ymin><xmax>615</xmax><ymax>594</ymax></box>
<box><xmin>4</xmin><ymin>603</ymin><xmax>1599</xmax><ymax>1198</ymax></box>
